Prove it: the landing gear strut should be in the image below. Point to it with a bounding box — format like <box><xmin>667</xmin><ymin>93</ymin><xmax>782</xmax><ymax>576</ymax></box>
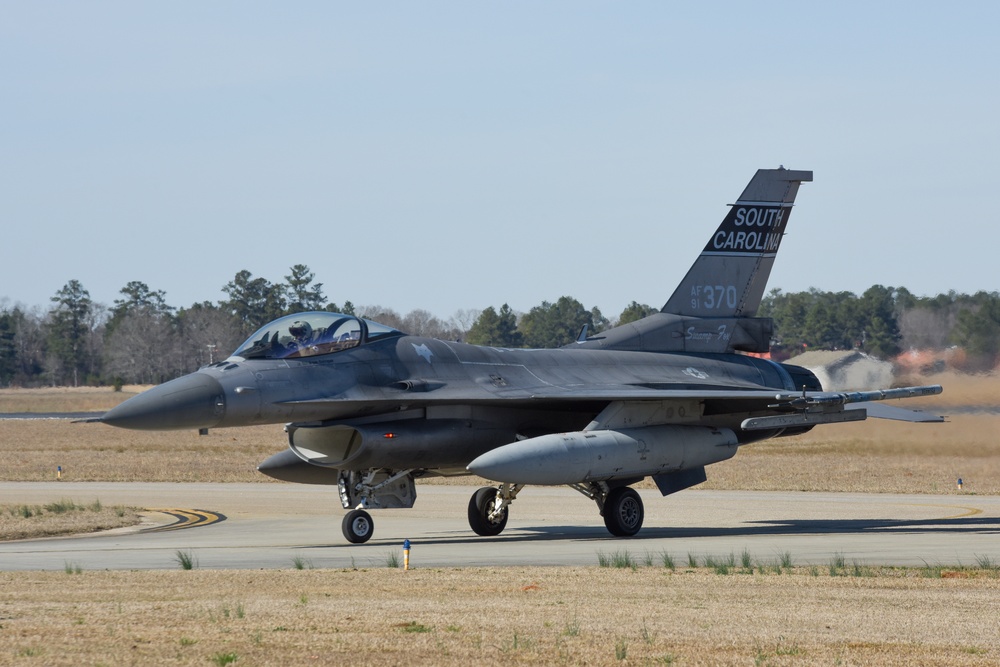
<box><xmin>337</xmin><ymin>469</ymin><xmax>417</xmax><ymax>544</ymax></box>
<box><xmin>468</xmin><ymin>483</ymin><xmax>523</xmax><ymax>536</ymax></box>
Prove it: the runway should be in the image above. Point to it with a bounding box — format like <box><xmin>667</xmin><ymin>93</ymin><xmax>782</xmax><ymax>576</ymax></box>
<box><xmin>2</xmin><ymin>482</ymin><xmax>998</xmax><ymax>571</ymax></box>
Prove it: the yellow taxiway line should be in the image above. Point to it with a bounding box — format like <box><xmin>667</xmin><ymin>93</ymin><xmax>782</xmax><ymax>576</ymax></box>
<box><xmin>142</xmin><ymin>508</ymin><xmax>225</xmax><ymax>532</ymax></box>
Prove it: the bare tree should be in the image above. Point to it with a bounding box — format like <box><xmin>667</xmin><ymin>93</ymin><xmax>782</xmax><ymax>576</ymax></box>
<box><xmin>402</xmin><ymin>309</ymin><xmax>448</xmax><ymax>338</ymax></box>
<box><xmin>105</xmin><ymin>310</ymin><xmax>177</xmax><ymax>384</ymax></box>
<box><xmin>450</xmin><ymin>308</ymin><xmax>482</xmax><ymax>339</ymax></box>
<box><xmin>176</xmin><ymin>305</ymin><xmax>244</xmax><ymax>368</ymax></box>
<box><xmin>356</xmin><ymin>305</ymin><xmax>404</xmax><ymax>331</ymax></box>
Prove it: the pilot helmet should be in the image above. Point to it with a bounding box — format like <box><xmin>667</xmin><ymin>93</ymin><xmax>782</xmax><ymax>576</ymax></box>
<box><xmin>289</xmin><ymin>320</ymin><xmax>312</xmax><ymax>340</ymax></box>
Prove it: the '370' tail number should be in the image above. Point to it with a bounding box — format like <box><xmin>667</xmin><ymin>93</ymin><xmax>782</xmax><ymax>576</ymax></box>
<box><xmin>689</xmin><ymin>285</ymin><xmax>738</xmax><ymax>311</ymax></box>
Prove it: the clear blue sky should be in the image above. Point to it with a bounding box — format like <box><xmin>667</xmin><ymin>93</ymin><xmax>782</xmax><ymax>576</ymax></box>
<box><xmin>3</xmin><ymin>2</ymin><xmax>998</xmax><ymax>321</ymax></box>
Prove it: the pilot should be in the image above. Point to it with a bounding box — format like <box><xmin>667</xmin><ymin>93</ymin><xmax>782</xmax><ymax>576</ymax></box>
<box><xmin>288</xmin><ymin>320</ymin><xmax>316</xmax><ymax>356</ymax></box>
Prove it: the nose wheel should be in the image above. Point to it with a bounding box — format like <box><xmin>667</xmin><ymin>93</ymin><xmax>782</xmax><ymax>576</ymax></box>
<box><xmin>342</xmin><ymin>509</ymin><xmax>374</xmax><ymax>543</ymax></box>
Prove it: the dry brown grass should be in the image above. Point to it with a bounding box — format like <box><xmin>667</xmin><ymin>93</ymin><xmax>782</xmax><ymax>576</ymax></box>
<box><xmin>0</xmin><ymin>421</ymin><xmax>283</xmax><ymax>483</ymax></box>
<box><xmin>1</xmin><ymin>567</ymin><xmax>997</xmax><ymax>666</ymax></box>
<box><xmin>898</xmin><ymin>370</ymin><xmax>1000</xmax><ymax>409</ymax></box>
<box><xmin>0</xmin><ymin>501</ymin><xmax>142</xmax><ymax>541</ymax></box>
<box><xmin>701</xmin><ymin>414</ymin><xmax>1000</xmax><ymax>495</ymax></box>
<box><xmin>0</xmin><ymin>386</ymin><xmax>149</xmax><ymax>413</ymax></box>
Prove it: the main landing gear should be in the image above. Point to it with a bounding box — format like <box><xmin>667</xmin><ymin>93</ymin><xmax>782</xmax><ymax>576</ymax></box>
<box><xmin>465</xmin><ymin>481</ymin><xmax>645</xmax><ymax>538</ymax></box>
<box><xmin>601</xmin><ymin>486</ymin><xmax>644</xmax><ymax>537</ymax></box>
<box><xmin>468</xmin><ymin>483</ymin><xmax>523</xmax><ymax>536</ymax></box>
<box><xmin>337</xmin><ymin>471</ymin><xmax>646</xmax><ymax>543</ymax></box>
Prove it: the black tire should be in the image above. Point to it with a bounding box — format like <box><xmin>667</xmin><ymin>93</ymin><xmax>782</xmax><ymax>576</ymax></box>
<box><xmin>468</xmin><ymin>487</ymin><xmax>509</xmax><ymax>536</ymax></box>
<box><xmin>603</xmin><ymin>487</ymin><xmax>644</xmax><ymax>537</ymax></box>
<box><xmin>342</xmin><ymin>509</ymin><xmax>374</xmax><ymax>544</ymax></box>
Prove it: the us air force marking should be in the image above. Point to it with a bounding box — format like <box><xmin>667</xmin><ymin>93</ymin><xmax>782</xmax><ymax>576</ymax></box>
<box><xmin>411</xmin><ymin>343</ymin><xmax>434</xmax><ymax>363</ymax></box>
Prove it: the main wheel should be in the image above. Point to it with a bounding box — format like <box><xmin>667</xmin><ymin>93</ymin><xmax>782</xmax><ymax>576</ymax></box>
<box><xmin>603</xmin><ymin>487</ymin><xmax>644</xmax><ymax>537</ymax></box>
<box><xmin>342</xmin><ymin>509</ymin><xmax>374</xmax><ymax>544</ymax></box>
<box><xmin>468</xmin><ymin>487</ymin><xmax>509</xmax><ymax>536</ymax></box>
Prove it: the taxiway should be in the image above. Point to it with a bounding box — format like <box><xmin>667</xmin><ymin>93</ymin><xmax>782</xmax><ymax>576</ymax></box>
<box><xmin>1</xmin><ymin>483</ymin><xmax>998</xmax><ymax>571</ymax></box>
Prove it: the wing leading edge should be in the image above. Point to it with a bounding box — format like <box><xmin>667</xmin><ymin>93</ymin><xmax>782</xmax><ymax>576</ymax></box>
<box><xmin>277</xmin><ymin>383</ymin><xmax>944</xmax><ymax>427</ymax></box>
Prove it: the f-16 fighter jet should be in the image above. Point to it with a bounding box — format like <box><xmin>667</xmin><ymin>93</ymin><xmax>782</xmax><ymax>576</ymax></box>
<box><xmin>101</xmin><ymin>168</ymin><xmax>942</xmax><ymax>543</ymax></box>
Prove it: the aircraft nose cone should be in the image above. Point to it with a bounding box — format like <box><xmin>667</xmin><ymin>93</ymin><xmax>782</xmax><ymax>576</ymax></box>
<box><xmin>101</xmin><ymin>373</ymin><xmax>226</xmax><ymax>431</ymax></box>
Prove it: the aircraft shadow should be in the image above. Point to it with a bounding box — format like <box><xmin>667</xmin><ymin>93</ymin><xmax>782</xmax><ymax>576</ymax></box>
<box><xmin>290</xmin><ymin>515</ymin><xmax>1000</xmax><ymax>550</ymax></box>
<box><xmin>631</xmin><ymin>514</ymin><xmax>1000</xmax><ymax>541</ymax></box>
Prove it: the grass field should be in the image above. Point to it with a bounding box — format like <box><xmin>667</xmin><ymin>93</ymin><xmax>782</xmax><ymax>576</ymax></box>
<box><xmin>0</xmin><ymin>385</ymin><xmax>149</xmax><ymax>413</ymax></box>
<box><xmin>0</xmin><ymin>499</ymin><xmax>142</xmax><ymax>541</ymax></box>
<box><xmin>1</xmin><ymin>566</ymin><xmax>998</xmax><ymax>666</ymax></box>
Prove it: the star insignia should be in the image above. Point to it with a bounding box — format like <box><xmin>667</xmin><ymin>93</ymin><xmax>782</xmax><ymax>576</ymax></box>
<box><xmin>412</xmin><ymin>343</ymin><xmax>434</xmax><ymax>363</ymax></box>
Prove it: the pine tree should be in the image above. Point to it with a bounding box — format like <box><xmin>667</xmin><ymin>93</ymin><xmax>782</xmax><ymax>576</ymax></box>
<box><xmin>47</xmin><ymin>280</ymin><xmax>94</xmax><ymax>386</ymax></box>
<box><xmin>284</xmin><ymin>264</ymin><xmax>326</xmax><ymax>312</ymax></box>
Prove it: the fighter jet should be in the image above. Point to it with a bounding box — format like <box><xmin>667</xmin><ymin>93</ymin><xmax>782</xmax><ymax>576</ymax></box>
<box><xmin>101</xmin><ymin>167</ymin><xmax>942</xmax><ymax>544</ymax></box>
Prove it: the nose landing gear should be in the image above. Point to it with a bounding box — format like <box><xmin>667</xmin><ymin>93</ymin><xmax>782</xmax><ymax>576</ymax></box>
<box><xmin>338</xmin><ymin>469</ymin><xmax>417</xmax><ymax>544</ymax></box>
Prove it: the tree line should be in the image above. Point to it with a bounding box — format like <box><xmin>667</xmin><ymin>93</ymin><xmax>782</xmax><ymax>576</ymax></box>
<box><xmin>2</xmin><ymin>268</ymin><xmax>998</xmax><ymax>388</ymax></box>
<box><xmin>760</xmin><ymin>286</ymin><xmax>1000</xmax><ymax>370</ymax></box>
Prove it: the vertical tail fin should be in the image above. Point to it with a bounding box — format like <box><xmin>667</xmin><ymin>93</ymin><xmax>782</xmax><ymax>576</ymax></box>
<box><xmin>662</xmin><ymin>167</ymin><xmax>812</xmax><ymax>317</ymax></box>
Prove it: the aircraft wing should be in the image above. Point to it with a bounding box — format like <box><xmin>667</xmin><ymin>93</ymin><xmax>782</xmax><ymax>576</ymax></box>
<box><xmin>516</xmin><ymin>383</ymin><xmax>941</xmax><ymax>407</ymax></box>
<box><xmin>531</xmin><ymin>384</ymin><xmax>944</xmax><ymax>425</ymax></box>
<box><xmin>279</xmin><ymin>383</ymin><xmax>943</xmax><ymax>425</ymax></box>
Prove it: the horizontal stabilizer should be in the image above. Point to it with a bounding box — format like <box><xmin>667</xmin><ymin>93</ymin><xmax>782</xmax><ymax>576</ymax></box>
<box><xmin>771</xmin><ymin>385</ymin><xmax>943</xmax><ymax>409</ymax></box>
<box><xmin>744</xmin><ymin>384</ymin><xmax>945</xmax><ymax>430</ymax></box>
<box><xmin>856</xmin><ymin>402</ymin><xmax>945</xmax><ymax>423</ymax></box>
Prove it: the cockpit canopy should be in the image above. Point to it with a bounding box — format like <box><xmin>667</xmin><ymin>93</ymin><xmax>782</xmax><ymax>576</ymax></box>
<box><xmin>232</xmin><ymin>312</ymin><xmax>402</xmax><ymax>360</ymax></box>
